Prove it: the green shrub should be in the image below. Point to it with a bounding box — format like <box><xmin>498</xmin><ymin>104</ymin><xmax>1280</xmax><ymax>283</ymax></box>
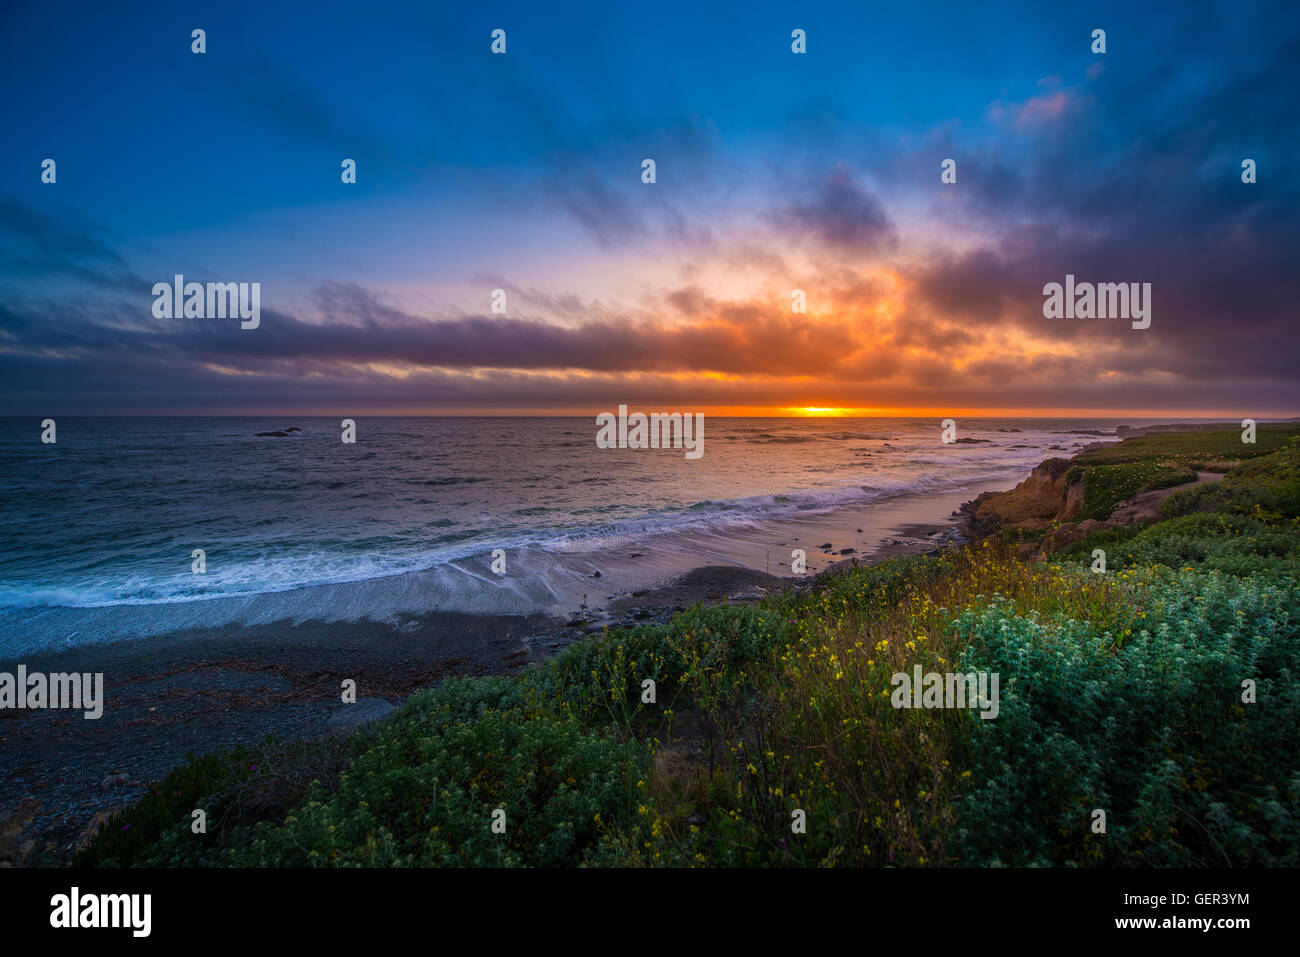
<box><xmin>1066</xmin><ymin>511</ymin><xmax>1300</xmax><ymax>577</ymax></box>
<box><xmin>1161</xmin><ymin>441</ymin><xmax>1300</xmax><ymax>522</ymax></box>
<box><xmin>74</xmin><ymin>751</ymin><xmax>241</xmax><ymax>868</ymax></box>
<box><xmin>951</xmin><ymin>570</ymin><xmax>1300</xmax><ymax>866</ymax></box>
<box><xmin>233</xmin><ymin>688</ymin><xmax>646</xmax><ymax>867</ymax></box>
<box><xmin>75</xmin><ymin>735</ymin><xmax>354</xmax><ymax>868</ymax></box>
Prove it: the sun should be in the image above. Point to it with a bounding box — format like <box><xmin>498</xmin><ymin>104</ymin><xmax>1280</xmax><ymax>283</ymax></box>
<box><xmin>793</xmin><ymin>407</ymin><xmax>853</xmax><ymax>416</ymax></box>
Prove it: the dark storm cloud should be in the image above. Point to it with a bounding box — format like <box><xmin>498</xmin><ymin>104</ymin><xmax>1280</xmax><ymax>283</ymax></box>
<box><xmin>896</xmin><ymin>26</ymin><xmax>1300</xmax><ymax>393</ymax></box>
<box><xmin>0</xmin><ymin>274</ymin><xmax>861</xmax><ymax>386</ymax></box>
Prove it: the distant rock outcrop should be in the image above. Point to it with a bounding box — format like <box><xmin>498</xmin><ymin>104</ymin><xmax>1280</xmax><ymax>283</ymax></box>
<box><xmin>1116</xmin><ymin>422</ymin><xmax>1232</xmax><ymax>437</ymax></box>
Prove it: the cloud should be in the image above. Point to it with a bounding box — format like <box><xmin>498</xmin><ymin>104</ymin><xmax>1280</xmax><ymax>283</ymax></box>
<box><xmin>187</xmin><ymin>54</ymin><xmax>393</xmax><ymax>164</ymax></box>
<box><xmin>3</xmin><ymin>12</ymin><xmax>1298</xmax><ymax>416</ymax></box>
<box><xmin>987</xmin><ymin>90</ymin><xmax>1075</xmax><ymax>129</ymax></box>
<box><xmin>770</xmin><ymin>164</ymin><xmax>895</xmax><ymax>254</ymax></box>
<box><xmin>548</xmin><ymin>171</ymin><xmax>648</xmax><ymax>248</ymax></box>
<box><xmin>0</xmin><ymin>200</ymin><xmax>146</xmax><ymax>292</ymax></box>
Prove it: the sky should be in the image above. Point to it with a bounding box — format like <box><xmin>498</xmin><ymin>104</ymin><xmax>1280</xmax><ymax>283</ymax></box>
<box><xmin>1</xmin><ymin>0</ymin><xmax>1297</xmax><ymax>416</ymax></box>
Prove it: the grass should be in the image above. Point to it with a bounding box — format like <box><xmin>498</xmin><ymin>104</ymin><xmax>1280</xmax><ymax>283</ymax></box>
<box><xmin>79</xmin><ymin>435</ymin><xmax>1300</xmax><ymax>868</ymax></box>
<box><xmin>1065</xmin><ymin>460</ymin><xmax>1198</xmax><ymax>521</ymax></box>
<box><xmin>1070</xmin><ymin>424</ymin><xmax>1295</xmax><ymax>468</ymax></box>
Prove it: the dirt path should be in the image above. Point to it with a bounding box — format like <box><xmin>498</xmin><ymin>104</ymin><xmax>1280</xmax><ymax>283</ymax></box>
<box><xmin>1107</xmin><ymin>471</ymin><xmax>1225</xmax><ymax>524</ymax></box>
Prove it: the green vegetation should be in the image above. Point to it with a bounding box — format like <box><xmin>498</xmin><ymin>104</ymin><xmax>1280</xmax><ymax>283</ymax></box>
<box><xmin>1071</xmin><ymin>424</ymin><xmax>1295</xmax><ymax>467</ymax></box>
<box><xmin>75</xmin><ymin>736</ymin><xmax>355</xmax><ymax>868</ymax></box>
<box><xmin>81</xmin><ymin>434</ymin><xmax>1300</xmax><ymax>868</ymax></box>
<box><xmin>1065</xmin><ymin>460</ymin><xmax>1197</xmax><ymax>521</ymax></box>
<box><xmin>1160</xmin><ymin>438</ymin><xmax>1300</xmax><ymax>523</ymax></box>
<box><xmin>1058</xmin><ymin>424</ymin><xmax>1297</xmax><ymax>521</ymax></box>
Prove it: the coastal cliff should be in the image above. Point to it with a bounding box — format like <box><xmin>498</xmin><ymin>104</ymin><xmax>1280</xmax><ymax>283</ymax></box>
<box><xmin>959</xmin><ymin>423</ymin><xmax>1297</xmax><ymax>555</ymax></box>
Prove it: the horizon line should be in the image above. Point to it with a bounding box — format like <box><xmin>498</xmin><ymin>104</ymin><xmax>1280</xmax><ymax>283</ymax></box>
<box><xmin>7</xmin><ymin>410</ymin><xmax>1297</xmax><ymax>420</ymax></box>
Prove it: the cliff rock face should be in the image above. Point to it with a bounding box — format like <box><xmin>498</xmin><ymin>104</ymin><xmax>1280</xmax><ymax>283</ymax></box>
<box><xmin>960</xmin><ymin>458</ymin><xmax>1122</xmax><ymax>556</ymax></box>
<box><xmin>961</xmin><ymin>458</ymin><xmax>1079</xmax><ymax>536</ymax></box>
<box><xmin>961</xmin><ymin>456</ymin><xmax>1221</xmax><ymax>557</ymax></box>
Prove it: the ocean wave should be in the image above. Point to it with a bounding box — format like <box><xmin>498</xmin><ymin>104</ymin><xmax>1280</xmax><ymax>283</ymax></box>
<box><xmin>0</xmin><ymin>463</ymin><xmax>1024</xmax><ymax>611</ymax></box>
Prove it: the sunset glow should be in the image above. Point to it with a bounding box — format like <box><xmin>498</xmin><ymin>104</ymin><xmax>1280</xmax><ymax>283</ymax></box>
<box><xmin>0</xmin><ymin>4</ymin><xmax>1293</xmax><ymax>420</ymax></box>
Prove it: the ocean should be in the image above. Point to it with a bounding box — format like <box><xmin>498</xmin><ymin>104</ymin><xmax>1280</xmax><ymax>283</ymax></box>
<box><xmin>0</xmin><ymin>416</ymin><xmax>1140</xmax><ymax>654</ymax></box>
